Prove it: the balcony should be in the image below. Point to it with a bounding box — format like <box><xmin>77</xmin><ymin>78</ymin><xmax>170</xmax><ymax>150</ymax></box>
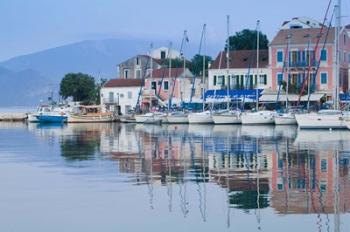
<box><xmin>288</xmin><ymin>60</ymin><xmax>319</xmax><ymax>69</ymax></box>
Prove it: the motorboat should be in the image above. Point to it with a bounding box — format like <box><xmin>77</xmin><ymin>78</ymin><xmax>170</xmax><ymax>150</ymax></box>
<box><xmin>119</xmin><ymin>115</ymin><xmax>136</xmax><ymax>123</ymax></box>
<box><xmin>241</xmin><ymin>111</ymin><xmax>275</xmax><ymax>125</ymax></box>
<box><xmin>274</xmin><ymin>112</ymin><xmax>297</xmax><ymax>125</ymax></box>
<box><xmin>36</xmin><ymin>112</ymin><xmax>67</xmax><ymax>123</ymax></box>
<box><xmin>28</xmin><ymin>105</ymin><xmax>53</xmax><ymax>122</ymax></box>
<box><xmin>295</xmin><ymin>110</ymin><xmax>346</xmax><ymax>129</ymax></box>
<box><xmin>212</xmin><ymin>110</ymin><xmax>241</xmax><ymax>124</ymax></box>
<box><xmin>188</xmin><ymin>111</ymin><xmax>213</xmax><ymax>124</ymax></box>
<box><xmin>166</xmin><ymin>111</ymin><xmax>189</xmax><ymax>124</ymax></box>
<box><xmin>134</xmin><ymin>112</ymin><xmax>162</xmax><ymax>124</ymax></box>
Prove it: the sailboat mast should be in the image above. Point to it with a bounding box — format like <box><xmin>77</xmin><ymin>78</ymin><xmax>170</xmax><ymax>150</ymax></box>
<box><xmin>256</xmin><ymin>20</ymin><xmax>260</xmax><ymax>110</ymax></box>
<box><xmin>168</xmin><ymin>43</ymin><xmax>173</xmax><ymax>111</ymax></box>
<box><xmin>226</xmin><ymin>15</ymin><xmax>230</xmax><ymax>110</ymax></box>
<box><xmin>334</xmin><ymin>0</ymin><xmax>341</xmax><ymax>110</ymax></box>
<box><xmin>202</xmin><ymin>24</ymin><xmax>207</xmax><ymax>112</ymax></box>
<box><xmin>286</xmin><ymin>35</ymin><xmax>291</xmax><ymax>111</ymax></box>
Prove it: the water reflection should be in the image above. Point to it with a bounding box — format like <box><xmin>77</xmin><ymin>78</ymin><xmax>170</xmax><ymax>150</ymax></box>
<box><xmin>1</xmin><ymin>122</ymin><xmax>350</xmax><ymax>231</ymax></box>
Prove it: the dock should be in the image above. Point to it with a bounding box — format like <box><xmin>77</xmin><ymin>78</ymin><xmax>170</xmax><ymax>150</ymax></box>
<box><xmin>0</xmin><ymin>112</ymin><xmax>28</xmax><ymax>122</ymax></box>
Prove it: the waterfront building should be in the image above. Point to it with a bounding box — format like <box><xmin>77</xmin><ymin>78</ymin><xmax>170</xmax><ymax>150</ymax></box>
<box><xmin>141</xmin><ymin>68</ymin><xmax>201</xmax><ymax>109</ymax></box>
<box><xmin>270</xmin><ymin>18</ymin><xmax>350</xmax><ymax>101</ymax></box>
<box><xmin>117</xmin><ymin>47</ymin><xmax>182</xmax><ymax>80</ymax></box>
<box><xmin>208</xmin><ymin>50</ymin><xmax>272</xmax><ymax>91</ymax></box>
<box><xmin>100</xmin><ymin>79</ymin><xmax>142</xmax><ymax>115</ymax></box>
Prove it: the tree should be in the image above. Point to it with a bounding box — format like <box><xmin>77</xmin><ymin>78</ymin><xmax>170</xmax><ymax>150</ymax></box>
<box><xmin>190</xmin><ymin>54</ymin><xmax>212</xmax><ymax>76</ymax></box>
<box><xmin>59</xmin><ymin>73</ymin><xmax>96</xmax><ymax>102</ymax></box>
<box><xmin>226</xmin><ymin>29</ymin><xmax>269</xmax><ymax>51</ymax></box>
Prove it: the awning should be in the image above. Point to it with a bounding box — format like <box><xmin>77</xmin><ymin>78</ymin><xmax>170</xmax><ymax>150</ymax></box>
<box><xmin>340</xmin><ymin>93</ymin><xmax>350</xmax><ymax>103</ymax></box>
<box><xmin>205</xmin><ymin>89</ymin><xmax>263</xmax><ymax>103</ymax></box>
<box><xmin>260</xmin><ymin>93</ymin><xmax>325</xmax><ymax>102</ymax></box>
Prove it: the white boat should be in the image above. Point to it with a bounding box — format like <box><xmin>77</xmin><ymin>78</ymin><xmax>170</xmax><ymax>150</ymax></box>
<box><xmin>134</xmin><ymin>113</ymin><xmax>162</xmax><ymax>124</ymax></box>
<box><xmin>274</xmin><ymin>112</ymin><xmax>297</xmax><ymax>125</ymax></box>
<box><xmin>188</xmin><ymin>111</ymin><xmax>213</xmax><ymax>124</ymax></box>
<box><xmin>119</xmin><ymin>115</ymin><xmax>136</xmax><ymax>123</ymax></box>
<box><xmin>167</xmin><ymin>111</ymin><xmax>188</xmax><ymax>124</ymax></box>
<box><xmin>241</xmin><ymin>111</ymin><xmax>275</xmax><ymax>125</ymax></box>
<box><xmin>295</xmin><ymin>110</ymin><xmax>346</xmax><ymax>129</ymax></box>
<box><xmin>28</xmin><ymin>105</ymin><xmax>53</xmax><ymax>122</ymax></box>
<box><xmin>212</xmin><ymin>110</ymin><xmax>241</xmax><ymax>124</ymax></box>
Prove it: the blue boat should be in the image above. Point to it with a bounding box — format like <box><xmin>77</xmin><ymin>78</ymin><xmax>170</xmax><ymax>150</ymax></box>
<box><xmin>36</xmin><ymin>114</ymin><xmax>67</xmax><ymax>123</ymax></box>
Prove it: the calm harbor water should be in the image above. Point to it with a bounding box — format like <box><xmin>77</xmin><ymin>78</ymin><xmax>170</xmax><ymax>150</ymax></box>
<box><xmin>0</xmin><ymin>122</ymin><xmax>349</xmax><ymax>231</ymax></box>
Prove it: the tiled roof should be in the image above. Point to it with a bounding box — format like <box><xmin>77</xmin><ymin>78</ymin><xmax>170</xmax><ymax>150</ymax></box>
<box><xmin>270</xmin><ymin>27</ymin><xmax>335</xmax><ymax>46</ymax></box>
<box><xmin>104</xmin><ymin>79</ymin><xmax>142</xmax><ymax>88</ymax></box>
<box><xmin>210</xmin><ymin>50</ymin><xmax>269</xmax><ymax>69</ymax></box>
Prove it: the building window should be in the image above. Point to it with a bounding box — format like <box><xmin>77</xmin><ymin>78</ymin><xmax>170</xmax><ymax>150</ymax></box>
<box><xmin>217</xmin><ymin>75</ymin><xmax>225</xmax><ymax>86</ymax></box>
<box><xmin>151</xmin><ymin>81</ymin><xmax>157</xmax><ymax>90</ymax></box>
<box><xmin>109</xmin><ymin>92</ymin><xmax>114</xmax><ymax>103</ymax></box>
<box><xmin>348</xmin><ymin>53</ymin><xmax>350</xmax><ymax>64</ymax></box>
<box><xmin>321</xmin><ymin>73</ymin><xmax>328</xmax><ymax>84</ymax></box>
<box><xmin>136</xmin><ymin>57</ymin><xmax>140</xmax><ymax>65</ymax></box>
<box><xmin>321</xmin><ymin>159</ymin><xmax>327</xmax><ymax>172</ymax></box>
<box><xmin>120</xmin><ymin>93</ymin><xmax>124</xmax><ymax>98</ymax></box>
<box><xmin>277</xmin><ymin>183</ymin><xmax>283</xmax><ymax>190</ymax></box>
<box><xmin>320</xmin><ymin>49</ymin><xmax>327</xmax><ymax>61</ymax></box>
<box><xmin>259</xmin><ymin>74</ymin><xmax>267</xmax><ymax>85</ymax></box>
<box><xmin>213</xmin><ymin>75</ymin><xmax>217</xmax><ymax>86</ymax></box>
<box><xmin>164</xmin><ymin>81</ymin><xmax>169</xmax><ymax>90</ymax></box>
<box><xmin>277</xmin><ymin>51</ymin><xmax>283</xmax><ymax>63</ymax></box>
<box><xmin>128</xmin><ymin>91</ymin><xmax>132</xmax><ymax>99</ymax></box>
<box><xmin>124</xmin><ymin>69</ymin><xmax>129</xmax><ymax>79</ymax></box>
<box><xmin>161</xmin><ymin>50</ymin><xmax>166</xmax><ymax>59</ymax></box>
<box><xmin>320</xmin><ymin>181</ymin><xmax>327</xmax><ymax>192</ymax></box>
<box><xmin>136</xmin><ymin>69</ymin><xmax>141</xmax><ymax>79</ymax></box>
<box><xmin>277</xmin><ymin>73</ymin><xmax>283</xmax><ymax>85</ymax></box>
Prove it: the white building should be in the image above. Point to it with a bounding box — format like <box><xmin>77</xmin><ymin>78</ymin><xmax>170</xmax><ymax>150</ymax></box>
<box><xmin>150</xmin><ymin>47</ymin><xmax>182</xmax><ymax>60</ymax></box>
<box><xmin>208</xmin><ymin>50</ymin><xmax>272</xmax><ymax>91</ymax></box>
<box><xmin>100</xmin><ymin>79</ymin><xmax>142</xmax><ymax>115</ymax></box>
<box><xmin>280</xmin><ymin>17</ymin><xmax>323</xmax><ymax>29</ymax></box>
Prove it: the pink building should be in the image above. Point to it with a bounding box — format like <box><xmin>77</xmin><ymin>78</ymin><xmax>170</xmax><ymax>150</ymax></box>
<box><xmin>141</xmin><ymin>68</ymin><xmax>198</xmax><ymax>109</ymax></box>
<box><xmin>270</xmin><ymin>25</ymin><xmax>350</xmax><ymax>100</ymax></box>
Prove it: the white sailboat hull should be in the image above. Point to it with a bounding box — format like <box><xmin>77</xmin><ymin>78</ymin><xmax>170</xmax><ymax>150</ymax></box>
<box><xmin>212</xmin><ymin>115</ymin><xmax>241</xmax><ymax>124</ymax></box>
<box><xmin>295</xmin><ymin>113</ymin><xmax>345</xmax><ymax>129</ymax></box>
<box><xmin>188</xmin><ymin>112</ymin><xmax>213</xmax><ymax>124</ymax></box>
<box><xmin>27</xmin><ymin>114</ymin><xmax>39</xmax><ymax>122</ymax></box>
<box><xmin>167</xmin><ymin>115</ymin><xmax>188</xmax><ymax>124</ymax></box>
<box><xmin>135</xmin><ymin>114</ymin><xmax>162</xmax><ymax>124</ymax></box>
<box><xmin>241</xmin><ymin>111</ymin><xmax>275</xmax><ymax>125</ymax></box>
<box><xmin>274</xmin><ymin>114</ymin><xmax>297</xmax><ymax>125</ymax></box>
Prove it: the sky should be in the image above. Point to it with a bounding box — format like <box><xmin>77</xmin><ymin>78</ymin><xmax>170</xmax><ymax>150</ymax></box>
<box><xmin>1</xmin><ymin>0</ymin><xmax>349</xmax><ymax>61</ymax></box>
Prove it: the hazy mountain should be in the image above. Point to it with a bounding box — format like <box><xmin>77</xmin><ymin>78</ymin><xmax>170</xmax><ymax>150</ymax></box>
<box><xmin>0</xmin><ymin>38</ymin><xmax>219</xmax><ymax>106</ymax></box>
<box><xmin>0</xmin><ymin>67</ymin><xmax>52</xmax><ymax>106</ymax></box>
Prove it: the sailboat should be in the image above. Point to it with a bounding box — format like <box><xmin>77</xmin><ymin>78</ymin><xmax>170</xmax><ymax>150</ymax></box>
<box><xmin>275</xmin><ymin>34</ymin><xmax>297</xmax><ymax>125</ymax></box>
<box><xmin>296</xmin><ymin>0</ymin><xmax>346</xmax><ymax>129</ymax></box>
<box><xmin>213</xmin><ymin>16</ymin><xmax>242</xmax><ymax>125</ymax></box>
<box><xmin>188</xmin><ymin>24</ymin><xmax>214</xmax><ymax>124</ymax></box>
<box><xmin>167</xmin><ymin>31</ymin><xmax>189</xmax><ymax>124</ymax></box>
<box><xmin>241</xmin><ymin>20</ymin><xmax>276</xmax><ymax>125</ymax></box>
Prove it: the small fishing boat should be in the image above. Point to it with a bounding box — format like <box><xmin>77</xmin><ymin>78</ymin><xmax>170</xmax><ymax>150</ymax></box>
<box><xmin>212</xmin><ymin>110</ymin><xmax>241</xmax><ymax>124</ymax></box>
<box><xmin>67</xmin><ymin>105</ymin><xmax>113</xmax><ymax>123</ymax></box>
<box><xmin>135</xmin><ymin>113</ymin><xmax>162</xmax><ymax>124</ymax></box>
<box><xmin>295</xmin><ymin>110</ymin><xmax>346</xmax><ymax>129</ymax></box>
<box><xmin>241</xmin><ymin>110</ymin><xmax>275</xmax><ymax>125</ymax></box>
<box><xmin>274</xmin><ymin>112</ymin><xmax>297</xmax><ymax>125</ymax></box>
<box><xmin>188</xmin><ymin>111</ymin><xmax>213</xmax><ymax>124</ymax></box>
<box><xmin>167</xmin><ymin>111</ymin><xmax>188</xmax><ymax>124</ymax></box>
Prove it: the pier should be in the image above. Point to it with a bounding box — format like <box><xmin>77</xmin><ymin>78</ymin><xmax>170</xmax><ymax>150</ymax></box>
<box><xmin>0</xmin><ymin>112</ymin><xmax>28</xmax><ymax>122</ymax></box>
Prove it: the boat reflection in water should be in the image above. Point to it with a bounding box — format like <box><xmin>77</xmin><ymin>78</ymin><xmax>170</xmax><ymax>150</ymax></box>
<box><xmin>2</xmin><ymin>122</ymin><xmax>350</xmax><ymax>231</ymax></box>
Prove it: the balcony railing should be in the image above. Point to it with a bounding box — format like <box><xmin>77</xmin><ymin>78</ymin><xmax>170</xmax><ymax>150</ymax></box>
<box><xmin>288</xmin><ymin>60</ymin><xmax>319</xmax><ymax>68</ymax></box>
